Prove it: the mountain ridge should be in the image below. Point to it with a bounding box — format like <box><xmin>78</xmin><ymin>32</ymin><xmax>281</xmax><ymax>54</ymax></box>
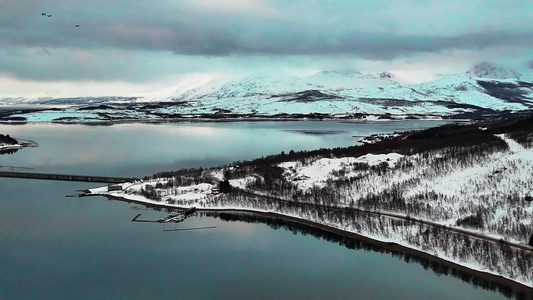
<box><xmin>1</xmin><ymin>62</ymin><xmax>533</xmax><ymax>122</ymax></box>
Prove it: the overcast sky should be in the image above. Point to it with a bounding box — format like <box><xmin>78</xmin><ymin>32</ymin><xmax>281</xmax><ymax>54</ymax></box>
<box><xmin>1</xmin><ymin>0</ymin><xmax>532</xmax><ymax>97</ymax></box>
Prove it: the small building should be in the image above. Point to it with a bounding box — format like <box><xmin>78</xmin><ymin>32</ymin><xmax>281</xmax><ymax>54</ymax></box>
<box><xmin>108</xmin><ymin>184</ymin><xmax>123</xmax><ymax>192</ymax></box>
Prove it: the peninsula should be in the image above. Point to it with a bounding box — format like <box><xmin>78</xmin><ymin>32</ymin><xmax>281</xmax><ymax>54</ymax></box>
<box><xmin>87</xmin><ymin>114</ymin><xmax>533</xmax><ymax>292</ymax></box>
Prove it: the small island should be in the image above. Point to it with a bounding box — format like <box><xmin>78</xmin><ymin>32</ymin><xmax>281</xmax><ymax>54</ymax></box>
<box><xmin>0</xmin><ymin>134</ymin><xmax>23</xmax><ymax>153</ymax></box>
<box><xmin>87</xmin><ymin>114</ymin><xmax>533</xmax><ymax>292</ymax></box>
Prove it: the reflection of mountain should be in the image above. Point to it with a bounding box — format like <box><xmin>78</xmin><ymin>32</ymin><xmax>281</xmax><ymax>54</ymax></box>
<box><xmin>202</xmin><ymin>211</ymin><xmax>523</xmax><ymax>298</ymax></box>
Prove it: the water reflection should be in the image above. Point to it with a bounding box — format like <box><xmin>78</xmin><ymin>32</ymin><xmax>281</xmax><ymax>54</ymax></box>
<box><xmin>0</xmin><ymin>148</ymin><xmax>18</xmax><ymax>155</ymax></box>
<box><xmin>0</xmin><ymin>120</ymin><xmax>449</xmax><ymax>177</ymax></box>
<box><xmin>112</xmin><ymin>197</ymin><xmax>531</xmax><ymax>299</ymax></box>
<box><xmin>202</xmin><ymin>211</ymin><xmax>530</xmax><ymax>300</ymax></box>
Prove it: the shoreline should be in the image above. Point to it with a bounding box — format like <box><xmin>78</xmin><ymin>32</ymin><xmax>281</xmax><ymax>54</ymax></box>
<box><xmin>94</xmin><ymin>192</ymin><xmax>533</xmax><ymax>296</ymax></box>
<box><xmin>1</xmin><ymin>115</ymin><xmax>450</xmax><ymax>126</ymax></box>
<box><xmin>0</xmin><ymin>144</ymin><xmax>23</xmax><ymax>150</ymax></box>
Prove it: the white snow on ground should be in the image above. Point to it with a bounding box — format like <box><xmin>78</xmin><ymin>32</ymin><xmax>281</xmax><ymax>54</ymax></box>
<box><xmin>91</xmin><ymin>180</ymin><xmax>220</xmax><ymax>208</ymax></box>
<box><xmin>403</xmin><ymin>134</ymin><xmax>533</xmax><ymax>230</ymax></box>
<box><xmin>354</xmin><ymin>153</ymin><xmax>404</xmax><ymax>166</ymax></box>
<box><xmin>208</xmin><ymin>169</ymin><xmax>225</xmax><ymax>181</ymax></box>
<box><xmin>496</xmin><ymin>133</ymin><xmax>525</xmax><ymax>153</ymax></box>
<box><xmin>229</xmin><ymin>177</ymin><xmax>256</xmax><ymax>189</ymax></box>
<box><xmin>272</xmin><ymin>133</ymin><xmax>533</xmax><ymax>240</ymax></box>
<box><xmin>280</xmin><ymin>157</ymin><xmax>356</xmax><ymax>189</ymax></box>
<box><xmin>13</xmin><ymin>107</ymin><xmax>157</xmax><ymax>123</ymax></box>
<box><xmin>279</xmin><ymin>153</ymin><xmax>404</xmax><ymax>190</ymax></box>
<box><xmin>0</xmin><ymin>143</ymin><xmax>23</xmax><ymax>150</ymax></box>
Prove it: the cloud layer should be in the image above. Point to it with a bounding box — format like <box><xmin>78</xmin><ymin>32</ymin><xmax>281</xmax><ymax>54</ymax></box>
<box><xmin>0</xmin><ymin>0</ymin><xmax>531</xmax><ymax>95</ymax></box>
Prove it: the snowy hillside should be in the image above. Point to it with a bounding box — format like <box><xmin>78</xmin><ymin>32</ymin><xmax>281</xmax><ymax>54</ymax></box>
<box><xmin>1</xmin><ymin>63</ymin><xmax>533</xmax><ymax>123</ymax></box>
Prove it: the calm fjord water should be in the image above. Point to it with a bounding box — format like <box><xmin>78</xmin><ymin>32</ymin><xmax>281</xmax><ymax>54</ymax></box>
<box><xmin>0</xmin><ymin>121</ymin><xmax>514</xmax><ymax>299</ymax></box>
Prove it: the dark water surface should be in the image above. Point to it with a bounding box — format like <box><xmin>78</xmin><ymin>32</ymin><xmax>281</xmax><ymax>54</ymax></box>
<box><xmin>0</xmin><ymin>121</ymin><xmax>518</xmax><ymax>299</ymax></box>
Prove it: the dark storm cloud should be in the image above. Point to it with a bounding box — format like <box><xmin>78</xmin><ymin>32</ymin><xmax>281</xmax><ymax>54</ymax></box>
<box><xmin>1</xmin><ymin>10</ymin><xmax>532</xmax><ymax>60</ymax></box>
<box><xmin>0</xmin><ymin>0</ymin><xmax>531</xmax><ymax>84</ymax></box>
<box><xmin>1</xmin><ymin>0</ymin><xmax>532</xmax><ymax>58</ymax></box>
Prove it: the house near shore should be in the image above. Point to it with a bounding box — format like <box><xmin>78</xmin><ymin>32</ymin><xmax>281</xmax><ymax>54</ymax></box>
<box><xmin>108</xmin><ymin>184</ymin><xmax>123</xmax><ymax>192</ymax></box>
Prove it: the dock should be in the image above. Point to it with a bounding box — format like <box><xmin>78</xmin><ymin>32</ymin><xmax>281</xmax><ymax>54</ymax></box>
<box><xmin>0</xmin><ymin>171</ymin><xmax>138</xmax><ymax>183</ymax></box>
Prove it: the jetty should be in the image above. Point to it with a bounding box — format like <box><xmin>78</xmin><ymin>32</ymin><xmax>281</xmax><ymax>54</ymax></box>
<box><xmin>0</xmin><ymin>171</ymin><xmax>138</xmax><ymax>183</ymax></box>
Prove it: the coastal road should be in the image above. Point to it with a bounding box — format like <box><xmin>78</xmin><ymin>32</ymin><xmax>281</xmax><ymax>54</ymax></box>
<box><xmin>236</xmin><ymin>187</ymin><xmax>533</xmax><ymax>253</ymax></box>
<box><xmin>200</xmin><ymin>167</ymin><xmax>533</xmax><ymax>252</ymax></box>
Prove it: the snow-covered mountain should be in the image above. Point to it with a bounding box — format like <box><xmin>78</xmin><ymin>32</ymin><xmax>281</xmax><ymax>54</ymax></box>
<box><xmin>140</xmin><ymin>64</ymin><xmax>532</xmax><ymax>117</ymax></box>
<box><xmin>142</xmin><ymin>69</ymin><xmax>400</xmax><ymax>103</ymax></box>
<box><xmin>2</xmin><ymin>62</ymin><xmax>533</xmax><ymax>122</ymax></box>
<box><xmin>466</xmin><ymin>62</ymin><xmax>521</xmax><ymax>80</ymax></box>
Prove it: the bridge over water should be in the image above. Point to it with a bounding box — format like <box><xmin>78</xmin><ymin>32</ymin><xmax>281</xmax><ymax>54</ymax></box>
<box><xmin>0</xmin><ymin>171</ymin><xmax>138</xmax><ymax>183</ymax></box>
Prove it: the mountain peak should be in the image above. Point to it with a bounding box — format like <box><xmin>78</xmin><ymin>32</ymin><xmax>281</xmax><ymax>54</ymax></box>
<box><xmin>467</xmin><ymin>62</ymin><xmax>521</xmax><ymax>80</ymax></box>
<box><xmin>379</xmin><ymin>71</ymin><xmax>395</xmax><ymax>79</ymax></box>
<box><xmin>315</xmin><ymin>69</ymin><xmax>362</xmax><ymax>78</ymax></box>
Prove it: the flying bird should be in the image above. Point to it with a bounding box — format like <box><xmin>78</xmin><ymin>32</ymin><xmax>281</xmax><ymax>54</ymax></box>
<box><xmin>75</xmin><ymin>24</ymin><xmax>80</xmax><ymax>27</ymax></box>
<box><xmin>41</xmin><ymin>12</ymin><xmax>46</xmax><ymax>16</ymax></box>
<box><xmin>47</xmin><ymin>14</ymin><xmax>52</xmax><ymax>17</ymax></box>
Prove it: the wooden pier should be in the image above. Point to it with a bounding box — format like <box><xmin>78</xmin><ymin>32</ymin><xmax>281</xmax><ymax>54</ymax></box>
<box><xmin>0</xmin><ymin>171</ymin><xmax>138</xmax><ymax>183</ymax></box>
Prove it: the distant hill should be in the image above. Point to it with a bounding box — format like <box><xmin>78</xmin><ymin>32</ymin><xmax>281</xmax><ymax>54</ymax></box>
<box><xmin>2</xmin><ymin>62</ymin><xmax>532</xmax><ymax>122</ymax></box>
